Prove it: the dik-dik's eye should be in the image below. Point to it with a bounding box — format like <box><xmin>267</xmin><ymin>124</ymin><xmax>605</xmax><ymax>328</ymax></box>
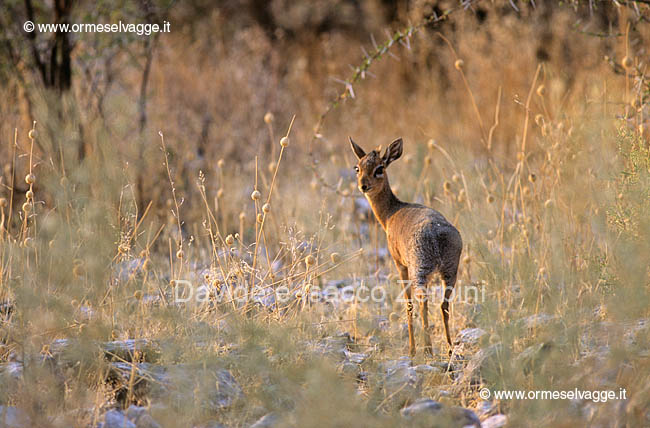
<box><xmin>374</xmin><ymin>165</ymin><xmax>384</xmax><ymax>177</ymax></box>
<box><xmin>354</xmin><ymin>166</ymin><xmax>360</xmax><ymax>174</ymax></box>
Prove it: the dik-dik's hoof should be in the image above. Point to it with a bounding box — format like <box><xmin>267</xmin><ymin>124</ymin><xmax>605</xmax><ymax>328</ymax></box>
<box><xmin>423</xmin><ymin>345</ymin><xmax>433</xmax><ymax>357</ymax></box>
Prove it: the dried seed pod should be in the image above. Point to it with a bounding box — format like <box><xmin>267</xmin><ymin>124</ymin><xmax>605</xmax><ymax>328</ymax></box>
<box><xmin>622</xmin><ymin>56</ymin><xmax>633</xmax><ymax>70</ymax></box>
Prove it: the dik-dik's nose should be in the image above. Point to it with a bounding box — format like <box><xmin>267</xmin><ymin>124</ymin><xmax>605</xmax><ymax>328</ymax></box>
<box><xmin>360</xmin><ymin>183</ymin><xmax>369</xmax><ymax>192</ymax></box>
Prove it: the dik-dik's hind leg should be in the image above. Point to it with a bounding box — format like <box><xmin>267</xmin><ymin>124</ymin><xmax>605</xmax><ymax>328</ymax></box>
<box><xmin>413</xmin><ymin>272</ymin><xmax>433</xmax><ymax>357</ymax></box>
<box><xmin>441</xmin><ymin>270</ymin><xmax>457</xmax><ymax>350</ymax></box>
<box><xmin>397</xmin><ymin>264</ymin><xmax>415</xmax><ymax>357</ymax></box>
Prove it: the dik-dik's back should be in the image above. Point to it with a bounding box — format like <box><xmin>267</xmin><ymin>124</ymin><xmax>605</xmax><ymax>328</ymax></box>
<box><xmin>385</xmin><ymin>204</ymin><xmax>462</xmax><ymax>280</ymax></box>
<box><xmin>350</xmin><ymin>136</ymin><xmax>462</xmax><ymax>356</ymax></box>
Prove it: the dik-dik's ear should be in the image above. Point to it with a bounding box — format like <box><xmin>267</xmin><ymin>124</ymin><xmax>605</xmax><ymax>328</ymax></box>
<box><xmin>382</xmin><ymin>138</ymin><xmax>403</xmax><ymax>166</ymax></box>
<box><xmin>349</xmin><ymin>137</ymin><xmax>366</xmax><ymax>160</ymax></box>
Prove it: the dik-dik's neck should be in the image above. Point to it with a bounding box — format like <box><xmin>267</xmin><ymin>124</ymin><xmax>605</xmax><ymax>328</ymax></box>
<box><xmin>366</xmin><ymin>180</ymin><xmax>404</xmax><ymax>230</ymax></box>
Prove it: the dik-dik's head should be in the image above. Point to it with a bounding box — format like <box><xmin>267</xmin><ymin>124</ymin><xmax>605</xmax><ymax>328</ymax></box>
<box><xmin>349</xmin><ymin>137</ymin><xmax>403</xmax><ymax>195</ymax></box>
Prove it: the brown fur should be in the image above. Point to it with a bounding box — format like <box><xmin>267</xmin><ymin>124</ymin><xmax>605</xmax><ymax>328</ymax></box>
<box><xmin>350</xmin><ymin>137</ymin><xmax>462</xmax><ymax>356</ymax></box>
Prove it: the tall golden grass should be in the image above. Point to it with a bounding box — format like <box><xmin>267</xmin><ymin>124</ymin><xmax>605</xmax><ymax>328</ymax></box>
<box><xmin>0</xmin><ymin>1</ymin><xmax>649</xmax><ymax>426</ymax></box>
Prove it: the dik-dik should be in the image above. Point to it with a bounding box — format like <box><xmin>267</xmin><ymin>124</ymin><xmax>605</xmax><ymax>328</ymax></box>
<box><xmin>350</xmin><ymin>137</ymin><xmax>462</xmax><ymax>356</ymax></box>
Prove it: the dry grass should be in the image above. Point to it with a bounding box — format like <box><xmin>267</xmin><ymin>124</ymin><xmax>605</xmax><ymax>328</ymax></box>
<box><xmin>1</xmin><ymin>1</ymin><xmax>649</xmax><ymax>427</ymax></box>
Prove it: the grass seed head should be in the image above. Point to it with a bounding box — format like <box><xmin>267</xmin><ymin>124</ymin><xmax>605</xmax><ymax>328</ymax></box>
<box><xmin>536</xmin><ymin>84</ymin><xmax>546</xmax><ymax>97</ymax></box>
<box><xmin>25</xmin><ymin>173</ymin><xmax>35</xmax><ymax>185</ymax></box>
<box><xmin>73</xmin><ymin>264</ymin><xmax>85</xmax><ymax>278</ymax></box>
<box><xmin>22</xmin><ymin>202</ymin><xmax>31</xmax><ymax>213</ymax></box>
<box><xmin>427</xmin><ymin>139</ymin><xmax>436</xmax><ymax>151</ymax></box>
<box><xmin>486</xmin><ymin>194</ymin><xmax>495</xmax><ymax>204</ymax></box>
<box><xmin>176</xmin><ymin>249</ymin><xmax>184</xmax><ymax>259</ymax></box>
<box><xmin>217</xmin><ymin>188</ymin><xmax>224</xmax><ymax>199</ymax></box>
<box><xmin>0</xmin><ymin>198</ymin><xmax>7</xmax><ymax>208</ymax></box>
<box><xmin>535</xmin><ymin>114</ymin><xmax>544</xmax><ymax>127</ymax></box>
<box><xmin>264</xmin><ymin>112</ymin><xmax>274</xmax><ymax>124</ymax></box>
<box><xmin>251</xmin><ymin>190</ymin><xmax>261</xmax><ymax>201</ymax></box>
<box><xmin>217</xmin><ymin>159</ymin><xmax>225</xmax><ymax>169</ymax></box>
<box><xmin>225</xmin><ymin>234</ymin><xmax>235</xmax><ymax>246</ymax></box>
<box><xmin>443</xmin><ymin>181</ymin><xmax>452</xmax><ymax>192</ymax></box>
<box><xmin>454</xmin><ymin>59</ymin><xmax>464</xmax><ymax>70</ymax></box>
<box><xmin>622</xmin><ymin>55</ymin><xmax>634</xmax><ymax>70</ymax></box>
<box><xmin>257</xmin><ymin>213</ymin><xmax>264</xmax><ymax>223</ymax></box>
<box><xmin>268</xmin><ymin>161</ymin><xmax>276</xmax><ymax>173</ymax></box>
<box><xmin>330</xmin><ymin>252</ymin><xmax>341</xmax><ymax>264</ymax></box>
<box><xmin>305</xmin><ymin>254</ymin><xmax>316</xmax><ymax>266</ymax></box>
<box><xmin>280</xmin><ymin>136</ymin><xmax>289</xmax><ymax>147</ymax></box>
<box><xmin>28</xmin><ymin>129</ymin><xmax>38</xmax><ymax>139</ymax></box>
<box><xmin>239</xmin><ymin>211</ymin><xmax>246</xmax><ymax>221</ymax></box>
<box><xmin>262</xmin><ymin>203</ymin><xmax>271</xmax><ymax>213</ymax></box>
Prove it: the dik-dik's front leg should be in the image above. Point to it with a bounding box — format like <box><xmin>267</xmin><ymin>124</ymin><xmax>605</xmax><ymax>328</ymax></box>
<box><xmin>396</xmin><ymin>263</ymin><xmax>415</xmax><ymax>357</ymax></box>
